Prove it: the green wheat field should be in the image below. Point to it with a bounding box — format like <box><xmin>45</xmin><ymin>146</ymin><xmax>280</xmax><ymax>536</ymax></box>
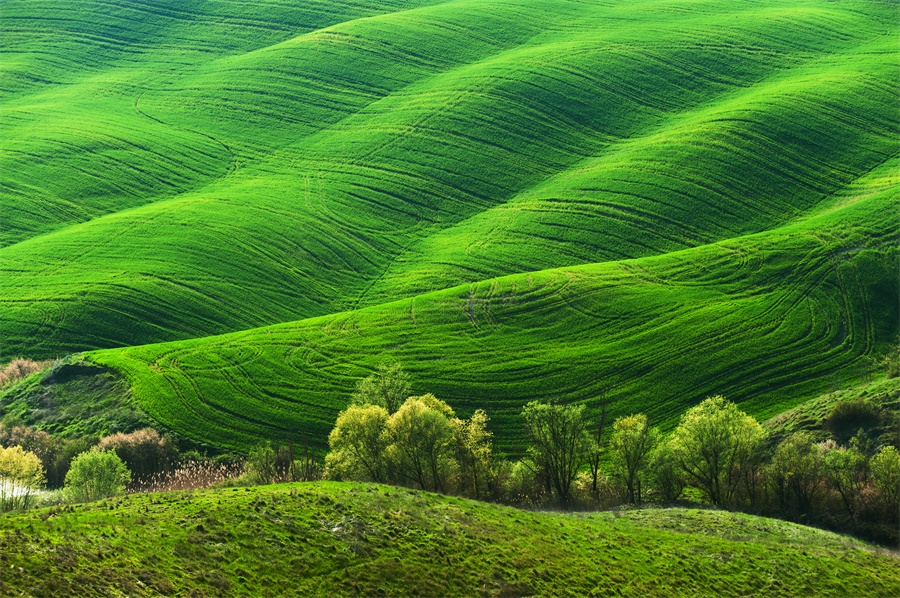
<box><xmin>1</xmin><ymin>0</ymin><xmax>898</xmax><ymax>594</ymax></box>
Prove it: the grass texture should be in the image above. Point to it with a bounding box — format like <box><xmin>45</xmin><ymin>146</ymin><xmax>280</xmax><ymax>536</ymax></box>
<box><xmin>0</xmin><ymin>482</ymin><xmax>897</xmax><ymax>596</ymax></box>
<box><xmin>2</xmin><ymin>0</ymin><xmax>897</xmax><ymax>354</ymax></box>
<box><xmin>1</xmin><ymin>0</ymin><xmax>898</xmax><ymax>451</ymax></box>
<box><xmin>90</xmin><ymin>158</ymin><xmax>897</xmax><ymax>452</ymax></box>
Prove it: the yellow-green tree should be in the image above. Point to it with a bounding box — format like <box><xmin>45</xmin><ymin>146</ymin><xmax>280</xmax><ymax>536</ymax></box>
<box><xmin>454</xmin><ymin>409</ymin><xmax>495</xmax><ymax>499</ymax></box>
<box><xmin>765</xmin><ymin>432</ymin><xmax>825</xmax><ymax>516</ymax></box>
<box><xmin>522</xmin><ymin>400</ymin><xmax>589</xmax><ymax>508</ymax></box>
<box><xmin>0</xmin><ymin>445</ymin><xmax>45</xmax><ymax>511</ymax></box>
<box><xmin>669</xmin><ymin>396</ymin><xmax>764</xmax><ymax>506</ymax></box>
<box><xmin>870</xmin><ymin>445</ymin><xmax>900</xmax><ymax>509</ymax></box>
<box><xmin>609</xmin><ymin>414</ymin><xmax>657</xmax><ymax>504</ymax></box>
<box><xmin>387</xmin><ymin>394</ymin><xmax>456</xmax><ymax>492</ymax></box>
<box><xmin>325</xmin><ymin>404</ymin><xmax>391</xmax><ymax>482</ymax></box>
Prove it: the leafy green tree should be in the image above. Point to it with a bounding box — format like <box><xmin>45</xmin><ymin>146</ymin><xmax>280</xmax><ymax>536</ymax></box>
<box><xmin>387</xmin><ymin>394</ymin><xmax>456</xmax><ymax>492</ymax></box>
<box><xmin>64</xmin><ymin>449</ymin><xmax>130</xmax><ymax>503</ymax></box>
<box><xmin>0</xmin><ymin>445</ymin><xmax>45</xmax><ymax>511</ymax></box>
<box><xmin>766</xmin><ymin>432</ymin><xmax>825</xmax><ymax>516</ymax></box>
<box><xmin>247</xmin><ymin>442</ymin><xmax>278</xmax><ymax>485</ymax></box>
<box><xmin>522</xmin><ymin>400</ymin><xmax>589</xmax><ymax>508</ymax></box>
<box><xmin>609</xmin><ymin>414</ymin><xmax>657</xmax><ymax>504</ymax></box>
<box><xmin>822</xmin><ymin>440</ymin><xmax>868</xmax><ymax>520</ymax></box>
<box><xmin>453</xmin><ymin>409</ymin><xmax>495</xmax><ymax>499</ymax></box>
<box><xmin>669</xmin><ymin>396</ymin><xmax>765</xmax><ymax>506</ymax></box>
<box><xmin>649</xmin><ymin>439</ymin><xmax>686</xmax><ymax>503</ymax></box>
<box><xmin>870</xmin><ymin>445</ymin><xmax>900</xmax><ymax>508</ymax></box>
<box><xmin>351</xmin><ymin>362</ymin><xmax>411</xmax><ymax>414</ymax></box>
<box><xmin>325</xmin><ymin>404</ymin><xmax>391</xmax><ymax>482</ymax></box>
<box><xmin>585</xmin><ymin>399</ymin><xmax>607</xmax><ymax>500</ymax></box>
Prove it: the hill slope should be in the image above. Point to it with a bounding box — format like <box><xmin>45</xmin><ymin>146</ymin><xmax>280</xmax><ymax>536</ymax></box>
<box><xmin>0</xmin><ymin>482</ymin><xmax>896</xmax><ymax>596</ymax></box>
<box><xmin>2</xmin><ymin>0</ymin><xmax>897</xmax><ymax>357</ymax></box>
<box><xmin>1</xmin><ymin>0</ymin><xmax>897</xmax><ymax>453</ymax></box>
<box><xmin>77</xmin><ymin>156</ymin><xmax>897</xmax><ymax>452</ymax></box>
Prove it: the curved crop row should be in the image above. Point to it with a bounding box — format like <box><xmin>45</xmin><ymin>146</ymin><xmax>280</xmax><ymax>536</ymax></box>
<box><xmin>2</xmin><ymin>0</ymin><xmax>896</xmax><ymax>358</ymax></box>
<box><xmin>90</xmin><ymin>164</ymin><xmax>898</xmax><ymax>452</ymax></box>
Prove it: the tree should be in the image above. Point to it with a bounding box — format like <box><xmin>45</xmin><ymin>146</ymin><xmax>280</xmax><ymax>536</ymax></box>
<box><xmin>453</xmin><ymin>409</ymin><xmax>495</xmax><ymax>499</ymax></box>
<box><xmin>97</xmin><ymin>428</ymin><xmax>175</xmax><ymax>481</ymax></box>
<box><xmin>64</xmin><ymin>449</ymin><xmax>130</xmax><ymax>503</ymax></box>
<box><xmin>585</xmin><ymin>397</ymin><xmax>607</xmax><ymax>499</ymax></box>
<box><xmin>766</xmin><ymin>432</ymin><xmax>825</xmax><ymax>516</ymax></box>
<box><xmin>351</xmin><ymin>362</ymin><xmax>411</xmax><ymax>414</ymax></box>
<box><xmin>822</xmin><ymin>438</ymin><xmax>869</xmax><ymax>520</ymax></box>
<box><xmin>387</xmin><ymin>395</ymin><xmax>456</xmax><ymax>492</ymax></box>
<box><xmin>247</xmin><ymin>442</ymin><xmax>278</xmax><ymax>485</ymax></box>
<box><xmin>325</xmin><ymin>404</ymin><xmax>391</xmax><ymax>483</ymax></box>
<box><xmin>669</xmin><ymin>396</ymin><xmax>765</xmax><ymax>506</ymax></box>
<box><xmin>0</xmin><ymin>445</ymin><xmax>45</xmax><ymax>511</ymax></box>
<box><xmin>522</xmin><ymin>400</ymin><xmax>589</xmax><ymax>508</ymax></box>
<box><xmin>870</xmin><ymin>445</ymin><xmax>900</xmax><ymax>509</ymax></box>
<box><xmin>649</xmin><ymin>440</ymin><xmax>686</xmax><ymax>503</ymax></box>
<box><xmin>609</xmin><ymin>414</ymin><xmax>657</xmax><ymax>504</ymax></box>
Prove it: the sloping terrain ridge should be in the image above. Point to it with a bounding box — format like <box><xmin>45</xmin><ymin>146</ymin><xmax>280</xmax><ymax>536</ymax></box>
<box><xmin>1</xmin><ymin>482</ymin><xmax>897</xmax><ymax>596</ymax></box>
<box><xmin>1</xmin><ymin>0</ymin><xmax>898</xmax><ymax>450</ymax></box>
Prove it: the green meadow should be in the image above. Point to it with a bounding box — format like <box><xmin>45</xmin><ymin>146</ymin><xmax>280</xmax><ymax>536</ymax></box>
<box><xmin>2</xmin><ymin>0</ymin><xmax>898</xmax><ymax>452</ymax></box>
<box><xmin>1</xmin><ymin>482</ymin><xmax>897</xmax><ymax>597</ymax></box>
<box><xmin>2</xmin><ymin>0</ymin><xmax>899</xmax><ymax>592</ymax></box>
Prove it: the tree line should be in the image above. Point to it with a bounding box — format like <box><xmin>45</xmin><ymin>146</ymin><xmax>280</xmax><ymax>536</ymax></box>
<box><xmin>323</xmin><ymin>364</ymin><xmax>899</xmax><ymax>545</ymax></box>
<box><xmin>1</xmin><ymin>360</ymin><xmax>896</xmax><ymax>545</ymax></box>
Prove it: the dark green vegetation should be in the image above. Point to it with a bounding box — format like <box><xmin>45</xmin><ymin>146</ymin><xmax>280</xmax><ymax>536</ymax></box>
<box><xmin>0</xmin><ymin>482</ymin><xmax>896</xmax><ymax>596</ymax></box>
<box><xmin>2</xmin><ymin>0</ymin><xmax>898</xmax><ymax>451</ymax></box>
<box><xmin>0</xmin><ymin>359</ymin><xmax>150</xmax><ymax>438</ymax></box>
<box><xmin>765</xmin><ymin>376</ymin><xmax>900</xmax><ymax>448</ymax></box>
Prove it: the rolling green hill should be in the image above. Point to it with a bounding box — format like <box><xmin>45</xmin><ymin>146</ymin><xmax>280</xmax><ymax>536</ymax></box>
<box><xmin>1</xmin><ymin>0</ymin><xmax>898</xmax><ymax>452</ymax></box>
<box><xmin>1</xmin><ymin>482</ymin><xmax>897</xmax><ymax>596</ymax></box>
<box><xmin>85</xmin><ymin>156</ymin><xmax>898</xmax><ymax>452</ymax></box>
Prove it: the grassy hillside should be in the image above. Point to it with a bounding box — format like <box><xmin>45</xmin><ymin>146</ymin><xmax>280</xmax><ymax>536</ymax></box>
<box><xmin>1</xmin><ymin>0</ymin><xmax>897</xmax><ymax>453</ymax></box>
<box><xmin>81</xmin><ymin>157</ymin><xmax>897</xmax><ymax>452</ymax></box>
<box><xmin>2</xmin><ymin>0</ymin><xmax>897</xmax><ymax>357</ymax></box>
<box><xmin>0</xmin><ymin>482</ymin><xmax>896</xmax><ymax>596</ymax></box>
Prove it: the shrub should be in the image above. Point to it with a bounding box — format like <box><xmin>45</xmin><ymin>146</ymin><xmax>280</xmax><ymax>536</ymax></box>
<box><xmin>0</xmin><ymin>445</ymin><xmax>45</xmax><ymax>511</ymax></box>
<box><xmin>246</xmin><ymin>442</ymin><xmax>278</xmax><ymax>485</ymax></box>
<box><xmin>64</xmin><ymin>449</ymin><xmax>130</xmax><ymax>502</ymax></box>
<box><xmin>97</xmin><ymin>428</ymin><xmax>176</xmax><ymax>483</ymax></box>
<box><xmin>826</xmin><ymin>399</ymin><xmax>882</xmax><ymax>445</ymax></box>
<box><xmin>0</xmin><ymin>358</ymin><xmax>52</xmax><ymax>389</ymax></box>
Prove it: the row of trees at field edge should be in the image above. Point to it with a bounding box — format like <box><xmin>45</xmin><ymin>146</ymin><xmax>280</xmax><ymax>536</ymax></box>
<box><xmin>323</xmin><ymin>364</ymin><xmax>899</xmax><ymax>545</ymax></box>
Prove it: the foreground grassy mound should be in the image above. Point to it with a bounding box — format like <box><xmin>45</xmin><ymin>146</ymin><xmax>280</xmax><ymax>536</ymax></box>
<box><xmin>76</xmin><ymin>159</ymin><xmax>897</xmax><ymax>452</ymax></box>
<box><xmin>1</xmin><ymin>482</ymin><xmax>896</xmax><ymax>596</ymax></box>
<box><xmin>2</xmin><ymin>0</ymin><xmax>898</xmax><ymax>356</ymax></box>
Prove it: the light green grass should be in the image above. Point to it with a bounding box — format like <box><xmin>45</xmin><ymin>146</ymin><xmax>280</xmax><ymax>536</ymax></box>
<box><xmin>1</xmin><ymin>0</ymin><xmax>897</xmax><ymax>453</ymax></box>
<box><xmin>85</xmin><ymin>159</ymin><xmax>897</xmax><ymax>452</ymax></box>
<box><xmin>2</xmin><ymin>0</ymin><xmax>897</xmax><ymax>356</ymax></box>
<box><xmin>0</xmin><ymin>481</ymin><xmax>896</xmax><ymax>596</ymax></box>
